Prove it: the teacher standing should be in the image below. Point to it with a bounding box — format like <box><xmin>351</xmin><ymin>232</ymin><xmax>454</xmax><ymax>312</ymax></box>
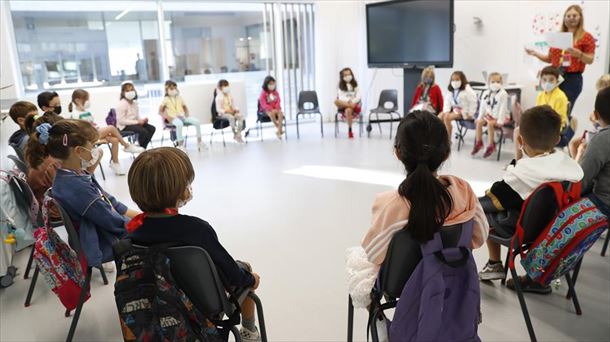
<box><xmin>525</xmin><ymin>4</ymin><xmax>596</xmax><ymax>112</ymax></box>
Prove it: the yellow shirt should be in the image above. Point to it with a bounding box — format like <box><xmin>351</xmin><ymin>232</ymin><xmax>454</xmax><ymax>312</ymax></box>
<box><xmin>536</xmin><ymin>87</ymin><xmax>568</xmax><ymax>130</ymax></box>
<box><xmin>162</xmin><ymin>95</ymin><xmax>185</xmax><ymax>120</ymax></box>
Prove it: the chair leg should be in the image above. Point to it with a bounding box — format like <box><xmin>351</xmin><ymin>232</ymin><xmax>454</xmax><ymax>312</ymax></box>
<box><xmin>602</xmin><ymin>231</ymin><xmax>610</xmax><ymax>257</ymax></box>
<box><xmin>566</xmin><ymin>258</ymin><xmax>583</xmax><ymax>299</ymax></box>
<box><xmin>389</xmin><ymin>119</ymin><xmax>393</xmax><ymax>140</ymax></box>
<box><xmin>347</xmin><ymin>295</ymin><xmax>354</xmax><ymax>342</ymax></box>
<box><xmin>24</xmin><ymin>246</ymin><xmax>35</xmax><ymax>279</ymax></box>
<box><xmin>335</xmin><ymin>115</ymin><xmax>339</xmax><ymax>138</ymax></box>
<box><xmin>296</xmin><ymin>115</ymin><xmax>301</xmax><ymax>139</ymax></box>
<box><xmin>98</xmin><ymin>163</ymin><xmax>106</xmax><ymax>181</ymax></box>
<box><xmin>497</xmin><ymin>131</ymin><xmax>504</xmax><ymax>161</ymax></box>
<box><xmin>247</xmin><ymin>292</ymin><xmax>267</xmax><ymax>342</ymax></box>
<box><xmin>376</xmin><ymin>113</ymin><xmax>382</xmax><ymax>136</ymax></box>
<box><xmin>98</xmin><ymin>266</ymin><xmax>109</xmax><ymax>285</ymax></box>
<box><xmin>284</xmin><ymin>119</ymin><xmax>288</xmax><ymax>140</ymax></box>
<box><xmin>509</xmin><ymin>266</ymin><xmax>537</xmax><ymax>342</ymax></box>
<box><xmin>66</xmin><ymin>267</ymin><xmax>92</xmax><ymax>342</ymax></box>
<box><xmin>230</xmin><ymin>326</ymin><xmax>242</xmax><ymax>342</ymax></box>
<box><xmin>501</xmin><ymin>250</ymin><xmax>510</xmax><ymax>285</ymax></box>
<box><xmin>369</xmin><ymin>305</ymin><xmax>382</xmax><ymax>342</ymax></box>
<box><xmin>24</xmin><ymin>266</ymin><xmax>39</xmax><ymax>307</ymax></box>
<box><xmin>564</xmin><ymin>273</ymin><xmax>582</xmax><ymax>315</ymax></box>
<box><xmin>320</xmin><ymin>113</ymin><xmax>324</xmax><ymax>137</ymax></box>
<box><xmin>210</xmin><ymin>131</ymin><xmax>214</xmax><ymax>145</ymax></box>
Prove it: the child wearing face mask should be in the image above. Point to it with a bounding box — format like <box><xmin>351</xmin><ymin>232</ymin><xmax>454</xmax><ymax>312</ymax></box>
<box><xmin>116</xmin><ymin>81</ymin><xmax>157</xmax><ymax>149</ymax></box>
<box><xmin>472</xmin><ymin>73</ymin><xmax>510</xmax><ymax>158</ymax></box>
<box><xmin>27</xmin><ymin>119</ymin><xmax>140</xmax><ymax>272</ymax></box>
<box><xmin>410</xmin><ymin>66</ymin><xmax>443</xmax><ymax>114</ymax></box>
<box><xmin>536</xmin><ymin>66</ymin><xmax>569</xmax><ymax>132</ymax></box>
<box><xmin>478</xmin><ymin>105</ymin><xmax>583</xmax><ymax>293</ymax></box>
<box><xmin>69</xmin><ymin>89</ymin><xmax>144</xmax><ymax>175</ymax></box>
<box><xmin>437</xmin><ymin>71</ymin><xmax>478</xmax><ymax>140</ymax></box>
<box><xmin>258</xmin><ymin>76</ymin><xmax>285</xmax><ymax>139</ymax></box>
<box><xmin>215</xmin><ymin>79</ymin><xmax>245</xmax><ymax>143</ymax></box>
<box><xmin>159</xmin><ymin>80</ymin><xmax>207</xmax><ymax>151</ymax></box>
<box><xmin>37</xmin><ymin>91</ymin><xmax>63</xmax><ymax>115</ymax></box>
<box><xmin>335</xmin><ymin>67</ymin><xmax>362</xmax><ymax>139</ymax></box>
<box><xmin>126</xmin><ymin>147</ymin><xmax>263</xmax><ymax>341</ymax></box>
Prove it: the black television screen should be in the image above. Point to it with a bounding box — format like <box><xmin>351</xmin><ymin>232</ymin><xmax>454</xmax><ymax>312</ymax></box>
<box><xmin>366</xmin><ymin>0</ymin><xmax>454</xmax><ymax>67</ymax></box>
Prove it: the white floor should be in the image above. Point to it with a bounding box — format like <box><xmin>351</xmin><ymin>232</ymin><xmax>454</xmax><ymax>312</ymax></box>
<box><xmin>1</xmin><ymin>123</ymin><xmax>609</xmax><ymax>342</ymax></box>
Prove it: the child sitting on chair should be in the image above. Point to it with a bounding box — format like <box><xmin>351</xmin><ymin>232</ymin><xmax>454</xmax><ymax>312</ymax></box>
<box><xmin>471</xmin><ymin>72</ymin><xmax>510</xmax><ymax>158</ymax></box>
<box><xmin>478</xmin><ymin>105</ymin><xmax>583</xmax><ymax>293</ymax></box>
<box><xmin>159</xmin><ymin>80</ymin><xmax>207</xmax><ymax>151</ymax></box>
<box><xmin>258</xmin><ymin>76</ymin><xmax>285</xmax><ymax>139</ymax></box>
<box><xmin>335</xmin><ymin>67</ymin><xmax>362</xmax><ymax>139</ymax></box>
<box><xmin>215</xmin><ymin>79</ymin><xmax>245</xmax><ymax>143</ymax></box>
<box><xmin>127</xmin><ymin>147</ymin><xmax>262</xmax><ymax>341</ymax></box>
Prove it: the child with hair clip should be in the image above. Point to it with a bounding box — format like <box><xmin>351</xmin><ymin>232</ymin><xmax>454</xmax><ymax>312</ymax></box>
<box><xmin>258</xmin><ymin>76</ymin><xmax>285</xmax><ymax>139</ymax></box>
<box><xmin>335</xmin><ymin>67</ymin><xmax>362</xmax><ymax>139</ymax></box>
<box><xmin>346</xmin><ymin>111</ymin><xmax>489</xmax><ymax>335</ymax></box>
<box><xmin>215</xmin><ymin>79</ymin><xmax>245</xmax><ymax>143</ymax></box>
<box><xmin>69</xmin><ymin>88</ymin><xmax>144</xmax><ymax>175</ymax></box>
<box><xmin>27</xmin><ymin>119</ymin><xmax>140</xmax><ymax>272</ymax></box>
<box><xmin>159</xmin><ymin>80</ymin><xmax>207</xmax><ymax>151</ymax></box>
<box><xmin>126</xmin><ymin>147</ymin><xmax>262</xmax><ymax>341</ymax></box>
<box><xmin>471</xmin><ymin>72</ymin><xmax>510</xmax><ymax>158</ymax></box>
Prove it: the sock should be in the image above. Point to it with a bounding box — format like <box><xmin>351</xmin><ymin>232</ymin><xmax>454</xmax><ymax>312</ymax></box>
<box><xmin>348</xmin><ymin>127</ymin><xmax>353</xmax><ymax>133</ymax></box>
<box><xmin>242</xmin><ymin>317</ymin><xmax>256</xmax><ymax>331</ymax></box>
<box><xmin>488</xmin><ymin>259</ymin><xmax>502</xmax><ymax>265</ymax></box>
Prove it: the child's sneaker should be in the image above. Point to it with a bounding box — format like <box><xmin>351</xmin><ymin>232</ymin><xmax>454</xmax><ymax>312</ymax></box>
<box><xmin>471</xmin><ymin>140</ymin><xmax>484</xmax><ymax>156</ymax></box>
<box><xmin>234</xmin><ymin>134</ymin><xmax>245</xmax><ymax>144</ymax></box>
<box><xmin>478</xmin><ymin>261</ymin><xmax>505</xmax><ymax>281</ymax></box>
<box><xmin>123</xmin><ymin>144</ymin><xmax>144</xmax><ymax>153</ymax></box>
<box><xmin>110</xmin><ymin>162</ymin><xmax>125</xmax><ymax>176</ymax></box>
<box><xmin>348</xmin><ymin>131</ymin><xmax>354</xmax><ymax>139</ymax></box>
<box><xmin>198</xmin><ymin>141</ymin><xmax>208</xmax><ymax>151</ymax></box>
<box><xmin>483</xmin><ymin>143</ymin><xmax>497</xmax><ymax>158</ymax></box>
<box><xmin>239</xmin><ymin>327</ymin><xmax>261</xmax><ymax>342</ymax></box>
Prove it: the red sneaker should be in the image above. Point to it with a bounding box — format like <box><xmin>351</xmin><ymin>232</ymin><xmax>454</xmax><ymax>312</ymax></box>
<box><xmin>471</xmin><ymin>140</ymin><xmax>484</xmax><ymax>156</ymax></box>
<box><xmin>483</xmin><ymin>143</ymin><xmax>497</xmax><ymax>158</ymax></box>
<box><xmin>348</xmin><ymin>131</ymin><xmax>354</xmax><ymax>139</ymax></box>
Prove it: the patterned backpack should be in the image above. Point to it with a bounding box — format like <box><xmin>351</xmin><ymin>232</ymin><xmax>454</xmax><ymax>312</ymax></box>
<box><xmin>33</xmin><ymin>195</ymin><xmax>90</xmax><ymax>310</ymax></box>
<box><xmin>113</xmin><ymin>239</ymin><xmax>224</xmax><ymax>342</ymax></box>
<box><xmin>511</xmin><ymin>182</ymin><xmax>609</xmax><ymax>286</ymax></box>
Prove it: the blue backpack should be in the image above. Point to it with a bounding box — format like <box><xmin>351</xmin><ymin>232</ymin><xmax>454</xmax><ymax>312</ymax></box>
<box><xmin>388</xmin><ymin>221</ymin><xmax>481</xmax><ymax>342</ymax></box>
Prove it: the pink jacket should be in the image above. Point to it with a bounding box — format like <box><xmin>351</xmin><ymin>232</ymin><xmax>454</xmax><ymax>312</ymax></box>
<box><xmin>259</xmin><ymin>90</ymin><xmax>281</xmax><ymax>112</ymax></box>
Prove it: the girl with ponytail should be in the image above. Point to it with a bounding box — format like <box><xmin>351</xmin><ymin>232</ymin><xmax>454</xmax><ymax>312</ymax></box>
<box><xmin>360</xmin><ymin>110</ymin><xmax>489</xmax><ymax>277</ymax></box>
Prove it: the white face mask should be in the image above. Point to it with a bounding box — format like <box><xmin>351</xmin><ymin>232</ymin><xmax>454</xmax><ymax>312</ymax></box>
<box><xmin>177</xmin><ymin>185</ymin><xmax>192</xmax><ymax>208</ymax></box>
<box><xmin>268</xmin><ymin>84</ymin><xmax>276</xmax><ymax>91</ymax></box>
<box><xmin>125</xmin><ymin>90</ymin><xmax>136</xmax><ymax>100</ymax></box>
<box><xmin>541</xmin><ymin>81</ymin><xmax>557</xmax><ymax>93</ymax></box>
<box><xmin>222</xmin><ymin>87</ymin><xmax>231</xmax><ymax>94</ymax></box>
<box><xmin>78</xmin><ymin>146</ymin><xmax>102</xmax><ymax>169</ymax></box>
<box><xmin>489</xmin><ymin>82</ymin><xmax>502</xmax><ymax>92</ymax></box>
<box><xmin>83</xmin><ymin>100</ymin><xmax>91</xmax><ymax>109</ymax></box>
<box><xmin>168</xmin><ymin>89</ymin><xmax>179</xmax><ymax>97</ymax></box>
<box><xmin>451</xmin><ymin>80</ymin><xmax>462</xmax><ymax>89</ymax></box>
<box><xmin>343</xmin><ymin>75</ymin><xmax>353</xmax><ymax>83</ymax></box>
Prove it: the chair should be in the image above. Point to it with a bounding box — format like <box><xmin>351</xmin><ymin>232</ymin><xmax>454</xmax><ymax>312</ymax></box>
<box><xmin>366</xmin><ymin>89</ymin><xmax>401</xmax><ymax>139</ymax></box>
<box><xmin>347</xmin><ymin>224</ymin><xmax>463</xmax><ymax>342</ymax></box>
<box><xmin>8</xmin><ymin>155</ymin><xmax>28</xmax><ymax>175</ymax></box>
<box><xmin>9</xmin><ymin>144</ymin><xmax>27</xmax><ymax>170</ymax></box>
<box><xmin>160</xmin><ymin>118</ymin><xmax>189</xmax><ymax>148</ymax></box>
<box><xmin>335</xmin><ymin>109</ymin><xmax>364</xmax><ymax>138</ymax></box>
<box><xmin>295</xmin><ymin>91</ymin><xmax>323</xmax><ymax>139</ymax></box>
<box><xmin>486</xmin><ymin>182</ymin><xmax>585</xmax><ymax>342</ymax></box>
<box><xmin>117</xmin><ymin>242</ymin><xmax>268</xmax><ymax>342</ymax></box>
<box><xmin>256</xmin><ymin>101</ymin><xmax>288</xmax><ymax>141</ymax></box>
<box><xmin>24</xmin><ymin>196</ymin><xmax>109</xmax><ymax>342</ymax></box>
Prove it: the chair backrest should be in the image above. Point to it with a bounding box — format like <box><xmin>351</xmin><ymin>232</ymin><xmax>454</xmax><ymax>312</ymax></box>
<box><xmin>8</xmin><ymin>155</ymin><xmax>28</xmax><ymax>175</ymax></box>
<box><xmin>377</xmin><ymin>89</ymin><xmax>398</xmax><ymax>111</ymax></box>
<box><xmin>298</xmin><ymin>91</ymin><xmax>319</xmax><ymax>111</ymax></box>
<box><xmin>53</xmin><ymin>196</ymin><xmax>83</xmax><ymax>257</ymax></box>
<box><xmin>380</xmin><ymin>224</ymin><xmax>463</xmax><ymax>298</ymax></box>
<box><xmin>10</xmin><ymin>144</ymin><xmax>26</xmax><ymax>165</ymax></box>
<box><xmin>162</xmin><ymin>245</ymin><xmax>235</xmax><ymax>318</ymax></box>
<box><xmin>519</xmin><ymin>183</ymin><xmax>565</xmax><ymax>243</ymax></box>
<box><xmin>211</xmin><ymin>88</ymin><xmax>219</xmax><ymax>121</ymax></box>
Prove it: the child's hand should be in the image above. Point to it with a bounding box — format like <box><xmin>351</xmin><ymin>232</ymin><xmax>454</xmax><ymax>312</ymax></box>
<box><xmin>251</xmin><ymin>272</ymin><xmax>260</xmax><ymax>290</ymax></box>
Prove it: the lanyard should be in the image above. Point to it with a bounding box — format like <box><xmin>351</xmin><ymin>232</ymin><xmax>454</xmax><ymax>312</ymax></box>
<box><xmin>452</xmin><ymin>90</ymin><xmax>460</xmax><ymax>105</ymax></box>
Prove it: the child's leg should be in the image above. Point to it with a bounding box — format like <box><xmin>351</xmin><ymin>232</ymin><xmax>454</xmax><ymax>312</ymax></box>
<box><xmin>99</xmin><ymin>126</ymin><xmax>129</xmax><ymax>147</ymax></box>
<box><xmin>222</xmin><ymin>114</ymin><xmax>237</xmax><ymax>132</ymax></box>
<box><xmin>277</xmin><ymin>111</ymin><xmax>285</xmax><ymax>133</ymax></box>
<box><xmin>475</xmin><ymin>119</ymin><xmax>485</xmax><ymax>143</ymax></box>
<box><xmin>568</xmin><ymin>137</ymin><xmax>581</xmax><ymax>158</ymax></box>
<box><xmin>108</xmin><ymin>137</ymin><xmax>120</xmax><ymax>163</ymax></box>
<box><xmin>345</xmin><ymin>107</ymin><xmax>354</xmax><ymax>129</ymax></box>
<box><xmin>241</xmin><ymin>295</ymin><xmax>256</xmax><ymax>327</ymax></box>
<box><xmin>171</xmin><ymin>117</ymin><xmax>185</xmax><ymax>145</ymax></box>
<box><xmin>487</xmin><ymin>239</ymin><xmax>502</xmax><ymax>262</ymax></box>
<box><xmin>487</xmin><ymin>120</ymin><xmax>497</xmax><ymax>146</ymax></box>
<box><xmin>183</xmin><ymin>117</ymin><xmax>202</xmax><ymax>141</ymax></box>
<box><xmin>443</xmin><ymin>112</ymin><xmax>461</xmax><ymax>139</ymax></box>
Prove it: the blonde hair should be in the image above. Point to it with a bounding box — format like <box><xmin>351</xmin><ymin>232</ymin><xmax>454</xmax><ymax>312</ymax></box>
<box><xmin>596</xmin><ymin>74</ymin><xmax>610</xmax><ymax>91</ymax></box>
<box><xmin>561</xmin><ymin>5</ymin><xmax>585</xmax><ymax>41</ymax></box>
<box><xmin>488</xmin><ymin>72</ymin><xmax>503</xmax><ymax>83</ymax></box>
<box><xmin>68</xmin><ymin>89</ymin><xmax>89</xmax><ymax>113</ymax></box>
<box><xmin>419</xmin><ymin>66</ymin><xmax>435</xmax><ymax>87</ymax></box>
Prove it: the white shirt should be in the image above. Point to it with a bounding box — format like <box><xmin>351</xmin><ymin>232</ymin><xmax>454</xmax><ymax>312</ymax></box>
<box><xmin>443</xmin><ymin>84</ymin><xmax>478</xmax><ymax>118</ymax></box>
<box><xmin>478</xmin><ymin>88</ymin><xmax>509</xmax><ymax>123</ymax></box>
<box><xmin>337</xmin><ymin>84</ymin><xmax>362</xmax><ymax>104</ymax></box>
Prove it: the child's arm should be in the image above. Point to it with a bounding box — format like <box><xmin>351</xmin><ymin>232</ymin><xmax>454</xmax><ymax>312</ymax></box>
<box><xmin>259</xmin><ymin>92</ymin><xmax>272</xmax><ymax>112</ymax></box>
<box><xmin>557</xmin><ymin>96</ymin><xmax>569</xmax><ymax>129</ymax></box>
<box><xmin>579</xmin><ymin>135</ymin><xmax>609</xmax><ymax>195</ymax></box>
<box><xmin>352</xmin><ymin>87</ymin><xmax>362</xmax><ymax>104</ymax></box>
<box><xmin>411</xmin><ymin>86</ymin><xmax>421</xmax><ymax>107</ymax></box>
<box><xmin>471</xmin><ymin>201</ymin><xmax>489</xmax><ymax>249</ymax></box>
<box><xmin>442</xmin><ymin>91</ymin><xmax>451</xmax><ymax>113</ymax></box>
<box><xmin>116</xmin><ymin>101</ymin><xmax>139</xmax><ymax>127</ymax></box>
<box><xmin>466</xmin><ymin>88</ymin><xmax>479</xmax><ymax>117</ymax></box>
<box><xmin>215</xmin><ymin>94</ymin><xmax>225</xmax><ymax>115</ymax></box>
<box><xmin>433</xmin><ymin>86</ymin><xmax>443</xmax><ymax>113</ymax></box>
<box><xmin>496</xmin><ymin>91</ymin><xmax>509</xmax><ymax>124</ymax></box>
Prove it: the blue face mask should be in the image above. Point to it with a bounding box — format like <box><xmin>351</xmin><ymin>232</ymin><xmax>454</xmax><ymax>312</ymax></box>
<box><xmin>424</xmin><ymin>78</ymin><xmax>433</xmax><ymax>85</ymax></box>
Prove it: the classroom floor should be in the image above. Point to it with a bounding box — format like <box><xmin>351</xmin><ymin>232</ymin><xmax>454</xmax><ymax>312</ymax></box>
<box><xmin>1</xmin><ymin>122</ymin><xmax>609</xmax><ymax>342</ymax></box>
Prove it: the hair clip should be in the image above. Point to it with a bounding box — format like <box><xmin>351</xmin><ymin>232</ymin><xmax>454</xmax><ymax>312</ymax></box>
<box><xmin>36</xmin><ymin>123</ymin><xmax>52</xmax><ymax>145</ymax></box>
<box><xmin>34</xmin><ymin>113</ymin><xmax>43</xmax><ymax>120</ymax></box>
<box><xmin>62</xmin><ymin>134</ymin><xmax>68</xmax><ymax>146</ymax></box>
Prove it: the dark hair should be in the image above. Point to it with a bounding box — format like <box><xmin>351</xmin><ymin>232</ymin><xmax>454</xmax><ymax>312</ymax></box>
<box><xmin>68</xmin><ymin>89</ymin><xmax>89</xmax><ymax>113</ymax></box>
<box><xmin>262</xmin><ymin>76</ymin><xmax>276</xmax><ymax>92</ymax></box>
<box><xmin>128</xmin><ymin>147</ymin><xmax>195</xmax><ymax>212</ymax></box>
<box><xmin>520</xmin><ymin>105</ymin><xmax>561</xmax><ymax>151</ymax></box>
<box><xmin>24</xmin><ymin>113</ymin><xmax>64</xmax><ymax>169</ymax></box>
<box><xmin>338</xmin><ymin>67</ymin><xmax>358</xmax><ymax>91</ymax></box>
<box><xmin>595</xmin><ymin>86</ymin><xmax>610</xmax><ymax>124</ymax></box>
<box><xmin>26</xmin><ymin>119</ymin><xmax>99</xmax><ymax>168</ymax></box>
<box><xmin>120</xmin><ymin>82</ymin><xmax>138</xmax><ymax>100</ymax></box>
<box><xmin>9</xmin><ymin>101</ymin><xmax>37</xmax><ymax>123</ymax></box>
<box><xmin>37</xmin><ymin>91</ymin><xmax>59</xmax><ymax>110</ymax></box>
<box><xmin>394</xmin><ymin>111</ymin><xmax>452</xmax><ymax>243</ymax></box>
<box><xmin>217</xmin><ymin>79</ymin><xmax>229</xmax><ymax>89</ymax></box>
<box><xmin>447</xmin><ymin>71</ymin><xmax>468</xmax><ymax>91</ymax></box>
<box><xmin>540</xmin><ymin>66</ymin><xmax>560</xmax><ymax>79</ymax></box>
<box><xmin>164</xmin><ymin>80</ymin><xmax>178</xmax><ymax>96</ymax></box>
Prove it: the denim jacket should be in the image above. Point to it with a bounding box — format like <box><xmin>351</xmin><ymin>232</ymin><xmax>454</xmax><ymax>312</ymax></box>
<box><xmin>52</xmin><ymin>169</ymin><xmax>128</xmax><ymax>267</ymax></box>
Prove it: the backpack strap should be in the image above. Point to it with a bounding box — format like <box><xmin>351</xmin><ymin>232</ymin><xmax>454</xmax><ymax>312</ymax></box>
<box><xmin>421</xmin><ymin>221</ymin><xmax>474</xmax><ymax>268</ymax></box>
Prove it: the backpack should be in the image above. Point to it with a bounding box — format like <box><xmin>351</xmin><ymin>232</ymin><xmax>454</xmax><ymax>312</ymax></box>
<box><xmin>0</xmin><ymin>170</ymin><xmax>37</xmax><ymax>251</ymax></box>
<box><xmin>388</xmin><ymin>221</ymin><xmax>481</xmax><ymax>342</ymax></box>
<box><xmin>512</xmin><ymin>182</ymin><xmax>609</xmax><ymax>286</ymax></box>
<box><xmin>33</xmin><ymin>195</ymin><xmax>90</xmax><ymax>310</ymax></box>
<box><xmin>113</xmin><ymin>240</ymin><xmax>225</xmax><ymax>342</ymax></box>
<box><xmin>106</xmin><ymin>108</ymin><xmax>118</xmax><ymax>127</ymax></box>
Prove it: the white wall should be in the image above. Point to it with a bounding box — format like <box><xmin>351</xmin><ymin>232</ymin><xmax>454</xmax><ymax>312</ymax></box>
<box><xmin>314</xmin><ymin>0</ymin><xmax>610</xmax><ymax>134</ymax></box>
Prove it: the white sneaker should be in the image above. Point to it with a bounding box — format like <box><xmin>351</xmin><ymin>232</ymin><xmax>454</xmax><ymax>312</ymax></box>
<box><xmin>123</xmin><ymin>144</ymin><xmax>144</xmax><ymax>153</ymax></box>
<box><xmin>110</xmin><ymin>162</ymin><xmax>125</xmax><ymax>176</ymax></box>
<box><xmin>239</xmin><ymin>327</ymin><xmax>261</xmax><ymax>342</ymax></box>
<box><xmin>198</xmin><ymin>141</ymin><xmax>208</xmax><ymax>151</ymax></box>
<box><xmin>177</xmin><ymin>145</ymin><xmax>187</xmax><ymax>152</ymax></box>
<box><xmin>234</xmin><ymin>134</ymin><xmax>245</xmax><ymax>144</ymax></box>
<box><xmin>102</xmin><ymin>262</ymin><xmax>115</xmax><ymax>273</ymax></box>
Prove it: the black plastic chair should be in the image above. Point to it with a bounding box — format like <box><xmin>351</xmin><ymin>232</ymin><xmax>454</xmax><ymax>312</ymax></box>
<box><xmin>9</xmin><ymin>144</ymin><xmax>27</xmax><ymax>170</ymax></box>
<box><xmin>256</xmin><ymin>101</ymin><xmax>287</xmax><ymax>141</ymax></box>
<box><xmin>601</xmin><ymin>232</ymin><xmax>610</xmax><ymax>257</ymax></box>
<box><xmin>24</xmin><ymin>196</ymin><xmax>109</xmax><ymax>342</ymax></box>
<box><xmin>366</xmin><ymin>89</ymin><xmax>401</xmax><ymax>139</ymax></box>
<box><xmin>295</xmin><ymin>91</ymin><xmax>323</xmax><ymax>139</ymax></box>
<box><xmin>347</xmin><ymin>224</ymin><xmax>463</xmax><ymax>342</ymax></box>
<box><xmin>8</xmin><ymin>155</ymin><xmax>28</xmax><ymax>175</ymax></box>
<box><xmin>485</xmin><ymin>183</ymin><xmax>584</xmax><ymax>342</ymax></box>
